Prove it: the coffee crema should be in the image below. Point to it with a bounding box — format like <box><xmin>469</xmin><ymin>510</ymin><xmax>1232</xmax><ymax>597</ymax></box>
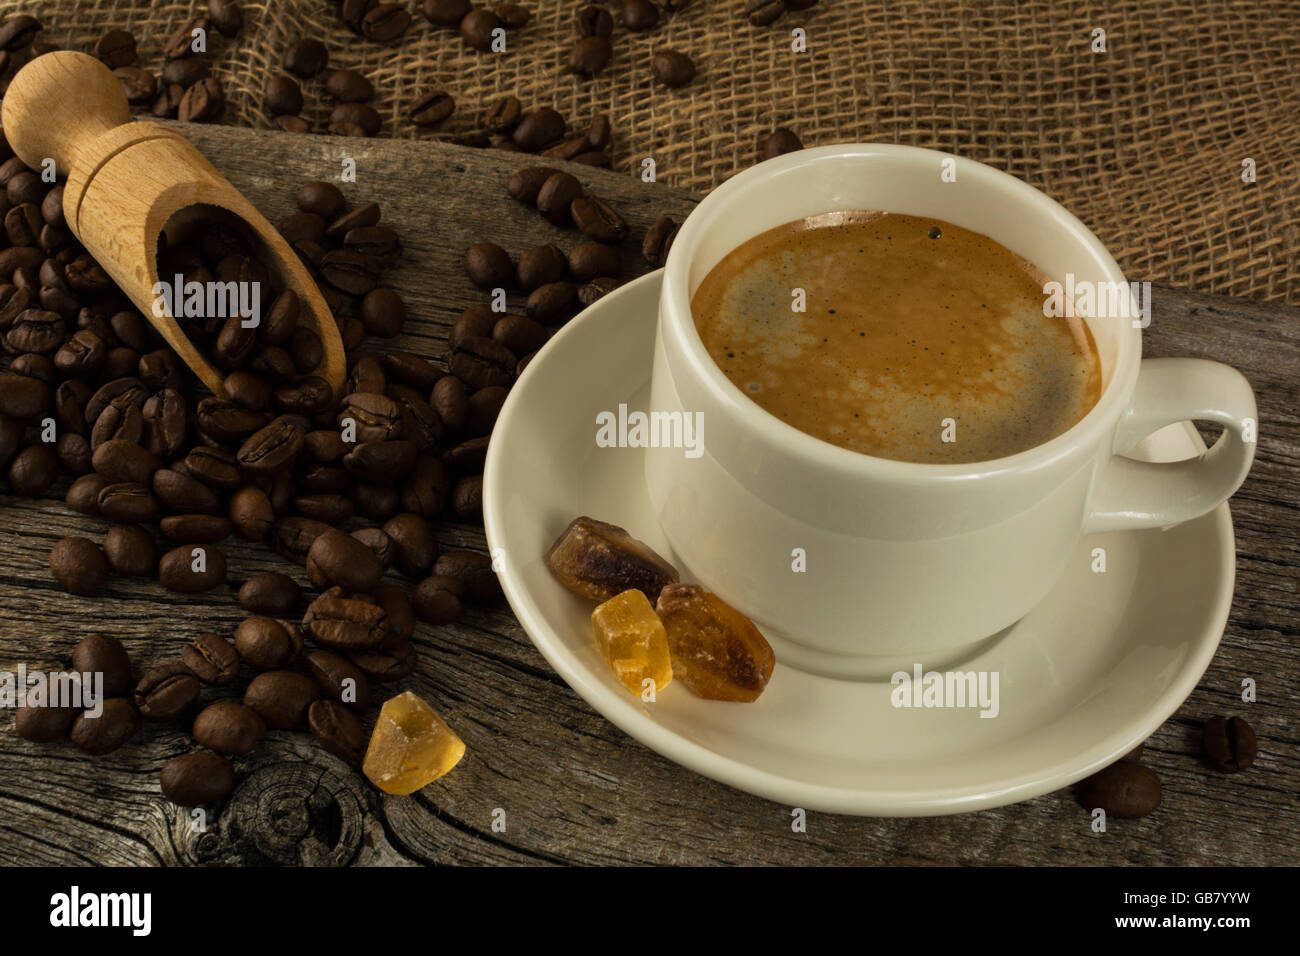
<box><xmin>691</xmin><ymin>212</ymin><xmax>1102</xmax><ymax>463</ymax></box>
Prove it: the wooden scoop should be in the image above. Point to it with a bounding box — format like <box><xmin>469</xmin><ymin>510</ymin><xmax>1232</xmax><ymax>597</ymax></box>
<box><xmin>0</xmin><ymin>51</ymin><xmax>345</xmax><ymax>397</ymax></box>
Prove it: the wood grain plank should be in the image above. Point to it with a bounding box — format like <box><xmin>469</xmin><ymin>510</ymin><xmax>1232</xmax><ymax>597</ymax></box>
<box><xmin>0</xmin><ymin>126</ymin><xmax>1295</xmax><ymax>866</ymax></box>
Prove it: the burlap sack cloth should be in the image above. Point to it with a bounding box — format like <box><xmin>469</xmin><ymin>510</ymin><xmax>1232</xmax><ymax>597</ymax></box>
<box><xmin>2</xmin><ymin>1</ymin><xmax>1295</xmax><ymax>301</ymax></box>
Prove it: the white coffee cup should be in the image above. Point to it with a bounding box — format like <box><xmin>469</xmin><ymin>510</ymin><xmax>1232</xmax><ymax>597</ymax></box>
<box><xmin>645</xmin><ymin>143</ymin><xmax>1257</xmax><ymax>678</ymax></box>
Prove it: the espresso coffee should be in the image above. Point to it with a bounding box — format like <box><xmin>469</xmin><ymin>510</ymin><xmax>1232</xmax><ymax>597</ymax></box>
<box><xmin>691</xmin><ymin>212</ymin><xmax>1102</xmax><ymax>463</ymax></box>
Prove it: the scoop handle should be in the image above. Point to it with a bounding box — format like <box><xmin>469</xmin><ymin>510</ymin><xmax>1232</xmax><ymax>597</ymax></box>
<box><xmin>1</xmin><ymin>50</ymin><xmax>131</xmax><ymax>177</ymax></box>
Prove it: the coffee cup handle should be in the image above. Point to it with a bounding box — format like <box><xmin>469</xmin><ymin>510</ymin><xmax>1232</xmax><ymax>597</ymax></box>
<box><xmin>1085</xmin><ymin>357</ymin><xmax>1257</xmax><ymax>533</ymax></box>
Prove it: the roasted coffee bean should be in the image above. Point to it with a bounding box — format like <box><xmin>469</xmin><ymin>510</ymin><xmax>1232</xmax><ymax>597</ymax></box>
<box><xmin>568</xmin><ymin>241</ymin><xmax>622</xmax><ymax>281</ymax></box>
<box><xmin>266</xmin><ymin>74</ymin><xmax>304</xmax><ymax>115</ymax></box>
<box><xmin>466</xmin><ymin>385</ymin><xmax>507</xmax><ymax>435</ymax></box>
<box><xmin>5</xmin><ymin>202</ymin><xmax>42</xmax><ymax>246</ymax></box>
<box><xmin>183</xmin><ymin>632</ymin><xmax>240</xmax><ymax>685</ymax></box>
<box><xmin>642</xmin><ymin>214</ymin><xmax>680</xmax><ymax>267</ymax></box>
<box><xmin>160</xmin><ymin>514</ymin><xmax>232</xmax><ymax>543</ymax></box>
<box><xmin>221</xmin><ymin>370</ymin><xmax>272</xmax><ymax>412</ymax></box>
<box><xmin>137</xmin><ymin>349</ymin><xmax>182</xmax><ymax>390</ymax></box>
<box><xmin>344</xmin><ymin>224</ymin><xmax>401</xmax><ymax>261</ymax></box>
<box><xmin>496</xmin><ymin>2</ymin><xmax>530</xmax><ymax>27</ymax></box>
<box><xmin>274</xmin><ymin>376</ymin><xmax>333</xmax><ymax>416</ymax></box>
<box><xmin>342</xmin><ymin>440</ymin><xmax>418</xmax><ymax>482</ymax></box>
<box><xmin>435</xmin><ymin>549</ymin><xmax>502</xmax><ymax>603</ymax></box>
<box><xmin>324</xmin><ymin>68</ymin><xmax>374</xmax><ymax>103</ymax></box>
<box><xmin>443</xmin><ymin>436</ymin><xmax>489</xmax><ymax>473</ymax></box>
<box><xmin>15</xmin><ymin>677</ymin><xmax>82</xmax><ymax>742</ymax></box>
<box><xmin>760</xmin><ymin>126</ymin><xmax>803</xmax><ymax>159</ymax></box>
<box><xmin>525</xmin><ymin>281</ymin><xmax>578</xmax><ymax>324</ymax></box>
<box><xmin>466</xmin><ymin>241</ymin><xmax>514</xmax><ymax>288</ymax></box>
<box><xmin>347</xmin><ymin>355</ymin><xmax>388</xmax><ymax>400</ymax></box>
<box><xmin>160</xmin><ymin>752</ymin><xmax>234</xmax><ymax>806</ymax></box>
<box><xmin>284</xmin><ymin>38</ymin><xmax>329</xmax><ymax>78</ymax></box>
<box><xmin>49</xmin><ymin>536</ymin><xmax>109</xmax><ymax>595</ymax></box>
<box><xmin>409</xmin><ymin>89</ymin><xmax>455</xmax><ymax>126</ymax></box>
<box><xmin>179</xmin><ymin>77</ymin><xmax>226</xmax><ymax>122</ymax></box>
<box><xmin>516</xmin><ymin>245</ymin><xmax>567</xmax><ymax>291</ymax></box>
<box><xmin>235</xmin><ymin>616</ymin><xmax>302</xmax><ymax>670</ymax></box>
<box><xmin>303</xmin><ymin>429</ymin><xmax>347</xmax><ymax>463</ymax></box>
<box><xmin>1077</xmin><ymin>761</ymin><xmax>1161</xmax><ymax>819</ymax></box>
<box><xmin>351</xmin><ymin>527</ymin><xmax>395</xmax><ymax>570</ymax></box>
<box><xmin>326</xmin><ymin>201</ymin><xmax>381</xmax><ymax>239</ymax></box>
<box><xmin>193</xmin><ymin>700</ymin><xmax>264</xmax><ymax>756</ymax></box>
<box><xmin>400</xmin><ymin>453</ymin><xmax>451</xmax><ymax>517</ymax></box>
<box><xmin>56</xmin><ymin>432</ymin><xmax>92</xmax><ymax>475</ymax></box>
<box><xmin>53</xmin><ymin>330</ymin><xmax>107</xmax><ymax>378</ymax></box>
<box><xmin>307</xmin><ymin>528</ymin><xmax>384</xmax><ymax>593</ymax></box>
<box><xmin>309</xmin><ymin>699</ymin><xmax>366</xmax><ymax>761</ymax></box>
<box><xmin>89</xmin><ymin>401</ymin><xmax>144</xmax><ymax>449</ymax></box>
<box><xmin>578</xmin><ymin>276</ymin><xmax>621</xmax><ymax>305</ymax></box>
<box><xmin>297</xmin><ymin>183</ymin><xmax>345</xmax><ymax>222</ymax></box>
<box><xmin>392</xmin><ymin>392</ymin><xmax>443</xmax><ymax>449</ymax></box>
<box><xmin>244</xmin><ymin>670</ymin><xmax>321</xmax><ymax>730</ymax></box>
<box><xmin>431</xmin><ymin>375</ymin><xmax>469</xmax><ymax>432</ymax></box>
<box><xmin>225</xmin><ymin>486</ymin><xmax>272</xmax><ymax>543</ymax></box>
<box><xmin>745</xmin><ymin>0</ymin><xmax>785</xmax><ymax>26</ymax></box>
<box><xmin>0</xmin><ymin>372</ymin><xmax>49</xmax><ymax>418</ymax></box>
<box><xmin>134</xmin><ymin>664</ymin><xmax>200</xmax><ymax>720</ymax></box>
<box><xmin>536</xmin><ymin>172</ymin><xmax>583</xmax><ymax>224</ymax></box>
<box><xmin>460</xmin><ymin>8</ymin><xmax>502</xmax><ymax>50</ymax></box>
<box><xmin>72</xmin><ymin>633</ymin><xmax>133</xmax><ymax>696</ymax></box>
<box><xmin>98</xmin><ymin>481</ymin><xmax>160</xmax><ymax>523</ymax></box>
<box><xmin>577</xmin><ymin>4</ymin><xmax>614</xmax><ymax>36</ymax></box>
<box><xmin>452</xmin><ymin>475</ymin><xmax>482</xmax><ymax>519</ymax></box>
<box><xmin>116</xmin><ymin>67</ymin><xmax>157</xmax><ymax>104</ymax></box>
<box><xmin>303</xmin><ymin>586</ymin><xmax>394</xmax><ymax>650</ymax></box>
<box><xmin>91</xmin><ymin>439</ymin><xmax>159</xmax><ymax>485</ymax></box>
<box><xmin>196</xmin><ymin>397</ymin><xmax>267</xmax><ymax>443</ymax></box>
<box><xmin>180</xmin><ymin>446</ymin><xmax>240</xmax><ymax>491</ymax></box>
<box><xmin>153</xmin><ymin>468</ymin><xmax>221</xmax><ymax>514</ymax></box>
<box><xmin>338</xmin><ymin>391</ymin><xmax>402</xmax><ymax>442</ymax></box>
<box><xmin>320</xmin><ymin>248</ymin><xmax>379</xmax><ymax>295</ymax></box>
<box><xmin>347</xmin><ymin>642</ymin><xmax>416</xmax><ymax>682</ymax></box>
<box><xmin>237</xmin><ymin>415</ymin><xmax>305</xmax><ymax>475</ymax></box>
<box><xmin>484</xmin><ymin>95</ymin><xmax>522</xmax><ymax>135</ymax></box>
<box><xmin>450</xmin><ymin>305</ymin><xmax>497</xmax><ymax>349</ymax></box>
<box><xmin>70</xmin><ymin>698</ymin><xmax>140</xmax><ymax>755</ymax></box>
<box><xmin>103</xmin><ymin>523</ymin><xmax>156</xmax><ymax>577</ymax></box>
<box><xmin>293</xmin><ymin>492</ymin><xmax>354</xmax><ymax>523</ymax></box>
<box><xmin>306</xmin><ymin>649</ymin><xmax>372</xmax><ymax>712</ymax></box>
<box><xmin>5</xmin><ymin>308</ymin><xmax>64</xmax><ymax>353</ymax></box>
<box><xmin>203</xmin><ymin>0</ymin><xmax>241</xmax><ymax>35</ymax></box>
<box><xmin>424</xmin><ymin>0</ymin><xmax>472</xmax><ymax>26</ymax></box>
<box><xmin>162</xmin><ymin>57</ymin><xmax>209</xmax><ymax>88</ymax></box>
<box><xmin>513</xmin><ymin>109</ymin><xmax>566</xmax><ymax>152</ymax></box>
<box><xmin>450</xmin><ymin>336</ymin><xmax>516</xmax><ymax>389</ymax></box>
<box><xmin>507</xmin><ymin>165</ymin><xmax>560</xmax><ymax>205</ymax></box>
<box><xmin>330</xmin><ymin>102</ymin><xmax>382</xmax><ymax>136</ymax></box>
<box><xmin>651</xmin><ymin>48</ymin><xmax>696</xmax><ymax>87</ymax></box>
<box><xmin>1202</xmin><ymin>715</ymin><xmax>1257</xmax><ymax>772</ymax></box>
<box><xmin>272</xmin><ymin>516</ymin><xmax>330</xmax><ymax>564</ymax></box>
<box><xmin>622</xmin><ymin>0</ymin><xmax>660</xmax><ymax>30</ymax></box>
<box><xmin>362</xmin><ymin>3</ymin><xmax>412</xmax><ymax>41</ymax></box>
<box><xmin>8</xmin><ymin>444</ymin><xmax>58</xmax><ymax>495</ymax></box>
<box><xmin>413</xmin><ymin>574</ymin><xmax>466</xmax><ymax>624</ymax></box>
<box><xmin>289</xmin><ymin>328</ymin><xmax>325</xmax><ymax>374</ymax></box>
<box><xmin>235</xmin><ymin>573</ymin><xmax>298</xmax><ymax>618</ymax></box>
<box><xmin>94</xmin><ymin>28</ymin><xmax>137</xmax><ymax>67</ymax></box>
<box><xmin>568</xmin><ymin>35</ymin><xmax>612</xmax><ymax>76</ymax></box>
<box><xmin>369</xmin><ymin>586</ymin><xmax>412</xmax><ymax>642</ymax></box>
<box><xmin>158</xmin><ymin>544</ymin><xmax>226</xmax><ymax>592</ymax></box>
<box><xmin>66</xmin><ymin>473</ymin><xmax>106</xmax><ymax>515</ymax></box>
<box><xmin>379</xmin><ymin>513</ymin><xmax>438</xmax><ymax>578</ymax></box>
<box><xmin>358</xmin><ymin>287</ymin><xmax>405</xmax><ymax>337</ymax></box>
<box><xmin>571</xmin><ymin>195</ymin><xmax>629</xmax><ymax>243</ymax></box>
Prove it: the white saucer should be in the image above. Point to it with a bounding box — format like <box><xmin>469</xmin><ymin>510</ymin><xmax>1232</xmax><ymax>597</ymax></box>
<box><xmin>483</xmin><ymin>272</ymin><xmax>1236</xmax><ymax>816</ymax></box>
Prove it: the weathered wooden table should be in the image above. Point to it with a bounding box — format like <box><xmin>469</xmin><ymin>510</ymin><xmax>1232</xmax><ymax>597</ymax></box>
<box><xmin>0</xmin><ymin>126</ymin><xmax>1294</xmax><ymax>866</ymax></box>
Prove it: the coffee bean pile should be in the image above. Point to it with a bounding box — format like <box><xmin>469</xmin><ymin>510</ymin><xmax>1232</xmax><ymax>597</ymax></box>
<box><xmin>1075</xmin><ymin>715</ymin><xmax>1259</xmax><ymax>820</ymax></box>
<box><xmin>18</xmin><ymin>535</ymin><xmax>496</xmax><ymax>805</ymax></box>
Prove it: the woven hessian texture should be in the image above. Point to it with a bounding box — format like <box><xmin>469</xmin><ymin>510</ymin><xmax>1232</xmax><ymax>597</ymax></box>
<box><xmin>2</xmin><ymin>0</ymin><xmax>1297</xmax><ymax>301</ymax></box>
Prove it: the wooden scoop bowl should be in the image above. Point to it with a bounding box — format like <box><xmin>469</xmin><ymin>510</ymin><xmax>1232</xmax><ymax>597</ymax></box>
<box><xmin>0</xmin><ymin>50</ymin><xmax>345</xmax><ymax>397</ymax></box>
